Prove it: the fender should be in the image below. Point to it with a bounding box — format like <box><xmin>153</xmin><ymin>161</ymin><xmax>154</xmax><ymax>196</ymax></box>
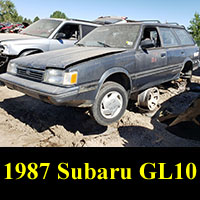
<box><xmin>94</xmin><ymin>67</ymin><xmax>132</xmax><ymax>99</ymax></box>
<box><xmin>181</xmin><ymin>57</ymin><xmax>193</xmax><ymax>71</ymax></box>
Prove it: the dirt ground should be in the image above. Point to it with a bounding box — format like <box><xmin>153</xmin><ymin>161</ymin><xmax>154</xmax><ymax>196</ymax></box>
<box><xmin>0</xmin><ymin>70</ymin><xmax>200</xmax><ymax>147</ymax></box>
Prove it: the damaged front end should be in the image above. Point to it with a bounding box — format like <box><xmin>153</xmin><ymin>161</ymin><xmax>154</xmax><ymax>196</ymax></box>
<box><xmin>0</xmin><ymin>43</ymin><xmax>16</xmax><ymax>74</ymax></box>
<box><xmin>0</xmin><ymin>51</ymin><xmax>17</xmax><ymax>74</ymax></box>
<box><xmin>0</xmin><ymin>45</ymin><xmax>17</xmax><ymax>85</ymax></box>
<box><xmin>0</xmin><ymin>54</ymin><xmax>18</xmax><ymax>73</ymax></box>
<box><xmin>0</xmin><ymin>44</ymin><xmax>8</xmax><ymax>73</ymax></box>
<box><xmin>0</xmin><ymin>54</ymin><xmax>8</xmax><ymax>86</ymax></box>
<box><xmin>0</xmin><ymin>54</ymin><xmax>8</xmax><ymax>72</ymax></box>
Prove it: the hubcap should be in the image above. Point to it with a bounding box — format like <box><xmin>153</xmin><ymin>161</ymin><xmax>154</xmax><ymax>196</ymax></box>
<box><xmin>100</xmin><ymin>91</ymin><xmax>123</xmax><ymax>119</ymax></box>
<box><xmin>147</xmin><ymin>88</ymin><xmax>160</xmax><ymax>111</ymax></box>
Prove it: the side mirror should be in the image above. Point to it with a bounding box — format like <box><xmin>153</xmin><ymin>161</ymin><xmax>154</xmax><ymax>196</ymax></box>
<box><xmin>141</xmin><ymin>39</ymin><xmax>155</xmax><ymax>49</ymax></box>
<box><xmin>55</xmin><ymin>33</ymin><xmax>66</xmax><ymax>39</ymax></box>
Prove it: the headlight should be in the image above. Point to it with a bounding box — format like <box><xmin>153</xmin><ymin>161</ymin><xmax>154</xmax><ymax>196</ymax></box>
<box><xmin>44</xmin><ymin>69</ymin><xmax>78</xmax><ymax>86</ymax></box>
<box><xmin>7</xmin><ymin>62</ymin><xmax>18</xmax><ymax>75</ymax></box>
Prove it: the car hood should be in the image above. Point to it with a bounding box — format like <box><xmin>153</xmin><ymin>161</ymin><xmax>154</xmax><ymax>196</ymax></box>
<box><xmin>13</xmin><ymin>46</ymin><xmax>127</xmax><ymax>69</ymax></box>
<box><xmin>0</xmin><ymin>33</ymin><xmax>39</xmax><ymax>42</ymax></box>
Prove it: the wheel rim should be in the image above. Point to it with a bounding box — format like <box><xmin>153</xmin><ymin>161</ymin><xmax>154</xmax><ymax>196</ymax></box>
<box><xmin>147</xmin><ymin>88</ymin><xmax>160</xmax><ymax>111</ymax></box>
<box><xmin>100</xmin><ymin>91</ymin><xmax>123</xmax><ymax>119</ymax></box>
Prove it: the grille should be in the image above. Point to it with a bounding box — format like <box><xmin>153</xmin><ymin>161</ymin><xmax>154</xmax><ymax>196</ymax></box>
<box><xmin>17</xmin><ymin>67</ymin><xmax>44</xmax><ymax>81</ymax></box>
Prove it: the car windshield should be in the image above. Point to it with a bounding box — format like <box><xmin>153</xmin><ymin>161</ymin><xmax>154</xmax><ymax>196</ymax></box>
<box><xmin>77</xmin><ymin>24</ymin><xmax>140</xmax><ymax>48</ymax></box>
<box><xmin>21</xmin><ymin>19</ymin><xmax>62</xmax><ymax>38</ymax></box>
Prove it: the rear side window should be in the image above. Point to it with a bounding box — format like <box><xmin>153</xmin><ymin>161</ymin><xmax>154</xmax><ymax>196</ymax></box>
<box><xmin>173</xmin><ymin>28</ymin><xmax>194</xmax><ymax>45</ymax></box>
<box><xmin>159</xmin><ymin>28</ymin><xmax>179</xmax><ymax>47</ymax></box>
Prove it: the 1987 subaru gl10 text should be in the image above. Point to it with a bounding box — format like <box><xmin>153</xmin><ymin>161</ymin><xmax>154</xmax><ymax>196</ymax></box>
<box><xmin>0</xmin><ymin>20</ymin><xmax>199</xmax><ymax>126</ymax></box>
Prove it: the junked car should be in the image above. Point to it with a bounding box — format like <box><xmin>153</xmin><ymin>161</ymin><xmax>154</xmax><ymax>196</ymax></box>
<box><xmin>0</xmin><ymin>21</ymin><xmax>199</xmax><ymax>126</ymax></box>
<box><xmin>0</xmin><ymin>24</ymin><xmax>14</xmax><ymax>33</ymax></box>
<box><xmin>94</xmin><ymin>16</ymin><xmax>129</xmax><ymax>24</ymax></box>
<box><xmin>0</xmin><ymin>23</ymin><xmax>5</xmax><ymax>31</ymax></box>
<box><xmin>9</xmin><ymin>22</ymin><xmax>29</xmax><ymax>33</ymax></box>
<box><xmin>0</xmin><ymin>18</ymin><xmax>100</xmax><ymax>74</ymax></box>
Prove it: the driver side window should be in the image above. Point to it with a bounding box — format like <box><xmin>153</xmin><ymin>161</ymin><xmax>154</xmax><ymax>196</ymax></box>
<box><xmin>141</xmin><ymin>27</ymin><xmax>161</xmax><ymax>48</ymax></box>
<box><xmin>57</xmin><ymin>24</ymin><xmax>80</xmax><ymax>40</ymax></box>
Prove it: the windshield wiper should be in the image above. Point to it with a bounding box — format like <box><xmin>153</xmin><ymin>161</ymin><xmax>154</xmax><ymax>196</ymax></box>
<box><xmin>97</xmin><ymin>41</ymin><xmax>111</xmax><ymax>48</ymax></box>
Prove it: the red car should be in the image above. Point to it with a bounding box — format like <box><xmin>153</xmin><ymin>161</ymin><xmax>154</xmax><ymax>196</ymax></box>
<box><xmin>9</xmin><ymin>23</ymin><xmax>29</xmax><ymax>33</ymax></box>
<box><xmin>0</xmin><ymin>24</ymin><xmax>14</xmax><ymax>33</ymax></box>
<box><xmin>0</xmin><ymin>24</ymin><xmax>5</xmax><ymax>31</ymax></box>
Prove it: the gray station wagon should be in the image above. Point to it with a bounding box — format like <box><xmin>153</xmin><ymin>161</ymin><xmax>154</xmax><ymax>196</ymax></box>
<box><xmin>0</xmin><ymin>20</ymin><xmax>199</xmax><ymax>126</ymax></box>
<box><xmin>0</xmin><ymin>18</ymin><xmax>100</xmax><ymax>74</ymax></box>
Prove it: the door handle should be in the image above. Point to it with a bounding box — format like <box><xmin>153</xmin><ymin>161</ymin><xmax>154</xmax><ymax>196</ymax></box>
<box><xmin>161</xmin><ymin>53</ymin><xmax>166</xmax><ymax>57</ymax></box>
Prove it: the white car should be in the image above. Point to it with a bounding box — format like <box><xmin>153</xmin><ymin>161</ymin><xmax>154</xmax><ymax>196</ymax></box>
<box><xmin>0</xmin><ymin>18</ymin><xmax>100</xmax><ymax>74</ymax></box>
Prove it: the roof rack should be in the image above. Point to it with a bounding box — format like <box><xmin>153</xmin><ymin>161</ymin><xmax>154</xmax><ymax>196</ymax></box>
<box><xmin>138</xmin><ymin>20</ymin><xmax>161</xmax><ymax>23</ymax></box>
<box><xmin>166</xmin><ymin>22</ymin><xmax>180</xmax><ymax>25</ymax></box>
<box><xmin>130</xmin><ymin>20</ymin><xmax>185</xmax><ymax>28</ymax></box>
<box><xmin>166</xmin><ymin>22</ymin><xmax>186</xmax><ymax>28</ymax></box>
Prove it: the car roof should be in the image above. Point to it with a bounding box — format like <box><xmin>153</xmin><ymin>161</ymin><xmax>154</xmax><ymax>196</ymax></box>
<box><xmin>101</xmin><ymin>20</ymin><xmax>186</xmax><ymax>29</ymax></box>
<box><xmin>43</xmin><ymin>18</ymin><xmax>101</xmax><ymax>26</ymax></box>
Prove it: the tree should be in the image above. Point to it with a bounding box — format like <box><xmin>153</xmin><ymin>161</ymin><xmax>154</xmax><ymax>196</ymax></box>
<box><xmin>33</xmin><ymin>16</ymin><xmax>40</xmax><ymax>23</ymax></box>
<box><xmin>23</xmin><ymin>17</ymin><xmax>32</xmax><ymax>24</ymax></box>
<box><xmin>16</xmin><ymin>15</ymin><xmax>23</xmax><ymax>23</ymax></box>
<box><xmin>50</xmin><ymin>11</ymin><xmax>68</xmax><ymax>19</ymax></box>
<box><xmin>0</xmin><ymin>0</ymin><xmax>18</xmax><ymax>22</ymax></box>
<box><xmin>188</xmin><ymin>12</ymin><xmax>200</xmax><ymax>43</ymax></box>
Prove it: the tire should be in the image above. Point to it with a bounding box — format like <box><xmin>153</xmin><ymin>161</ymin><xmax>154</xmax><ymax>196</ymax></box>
<box><xmin>90</xmin><ymin>81</ymin><xmax>128</xmax><ymax>126</ymax></box>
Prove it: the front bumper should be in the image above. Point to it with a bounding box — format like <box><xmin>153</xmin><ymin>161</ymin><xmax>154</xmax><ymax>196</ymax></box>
<box><xmin>0</xmin><ymin>73</ymin><xmax>97</xmax><ymax>107</ymax></box>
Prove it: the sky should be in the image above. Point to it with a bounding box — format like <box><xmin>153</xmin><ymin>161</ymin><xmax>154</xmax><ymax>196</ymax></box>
<box><xmin>12</xmin><ymin>0</ymin><xmax>200</xmax><ymax>28</ymax></box>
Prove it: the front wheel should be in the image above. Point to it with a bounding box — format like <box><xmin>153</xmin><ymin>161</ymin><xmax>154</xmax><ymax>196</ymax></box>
<box><xmin>90</xmin><ymin>81</ymin><xmax>128</xmax><ymax>126</ymax></box>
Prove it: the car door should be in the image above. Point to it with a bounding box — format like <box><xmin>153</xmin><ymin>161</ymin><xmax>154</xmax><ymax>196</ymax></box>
<box><xmin>134</xmin><ymin>26</ymin><xmax>167</xmax><ymax>91</ymax></box>
<box><xmin>173</xmin><ymin>28</ymin><xmax>199</xmax><ymax>70</ymax></box>
<box><xmin>158</xmin><ymin>27</ymin><xmax>185</xmax><ymax>79</ymax></box>
<box><xmin>49</xmin><ymin>23</ymin><xmax>80</xmax><ymax>51</ymax></box>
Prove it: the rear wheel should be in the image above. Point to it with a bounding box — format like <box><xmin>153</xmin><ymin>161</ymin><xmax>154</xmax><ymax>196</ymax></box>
<box><xmin>90</xmin><ymin>81</ymin><xmax>128</xmax><ymax>126</ymax></box>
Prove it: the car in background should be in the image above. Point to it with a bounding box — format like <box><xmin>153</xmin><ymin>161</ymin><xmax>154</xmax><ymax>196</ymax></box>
<box><xmin>94</xmin><ymin>16</ymin><xmax>129</xmax><ymax>24</ymax></box>
<box><xmin>0</xmin><ymin>24</ymin><xmax>14</xmax><ymax>33</ymax></box>
<box><xmin>0</xmin><ymin>23</ymin><xmax>27</xmax><ymax>33</ymax></box>
<box><xmin>0</xmin><ymin>18</ymin><xmax>100</xmax><ymax>74</ymax></box>
<box><xmin>9</xmin><ymin>22</ymin><xmax>29</xmax><ymax>33</ymax></box>
<box><xmin>0</xmin><ymin>23</ymin><xmax>5</xmax><ymax>31</ymax></box>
